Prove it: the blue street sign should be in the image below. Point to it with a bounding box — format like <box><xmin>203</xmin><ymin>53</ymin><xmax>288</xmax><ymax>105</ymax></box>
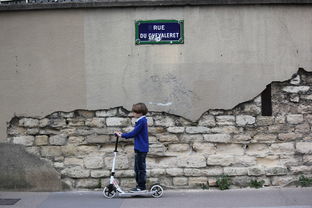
<box><xmin>135</xmin><ymin>20</ymin><xmax>184</xmax><ymax>44</ymax></box>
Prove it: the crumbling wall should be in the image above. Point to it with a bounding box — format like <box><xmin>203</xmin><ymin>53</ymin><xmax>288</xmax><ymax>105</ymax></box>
<box><xmin>5</xmin><ymin>68</ymin><xmax>312</xmax><ymax>190</ymax></box>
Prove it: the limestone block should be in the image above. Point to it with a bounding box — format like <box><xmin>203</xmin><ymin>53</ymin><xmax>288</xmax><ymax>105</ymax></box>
<box><xmin>25</xmin><ymin>147</ymin><xmax>40</xmax><ymax>156</ymax></box>
<box><xmin>115</xmin><ymin>170</ymin><xmax>135</xmax><ymax>177</ymax></box>
<box><xmin>216</xmin><ymin>144</ymin><xmax>244</xmax><ymax>156</ymax></box>
<box><xmin>96</xmin><ymin>109</ymin><xmax>118</xmax><ymax>117</ymax></box>
<box><xmin>154</xmin><ymin>116</ymin><xmax>175</xmax><ymax>127</ymax></box>
<box><xmin>207</xmin><ymin>155</ymin><xmax>235</xmax><ymax>166</ymax></box>
<box><xmin>186</xmin><ymin>126</ymin><xmax>209</xmax><ymax>134</ymax></box>
<box><xmin>188</xmin><ymin>177</ymin><xmax>208</xmax><ymax>187</ymax></box>
<box><xmin>86</xmin><ymin>135</ymin><xmax>110</xmax><ymax>144</ymax></box>
<box><xmin>295</xmin><ymin>123</ymin><xmax>310</xmax><ymax>133</ymax></box>
<box><xmin>177</xmin><ymin>155</ymin><xmax>206</xmax><ymax>168</ymax></box>
<box><xmin>120</xmin><ymin>178</ymin><xmax>137</xmax><ymax>188</ymax></box>
<box><xmin>61</xmin><ymin>166</ymin><xmax>90</xmax><ymax>178</ymax></box>
<box><xmin>19</xmin><ymin>118</ymin><xmax>39</xmax><ymax>127</ymax></box>
<box><xmin>265</xmin><ymin>167</ymin><xmax>288</xmax><ymax>176</ymax></box>
<box><xmin>91</xmin><ymin>170</ymin><xmax>110</xmax><ymax>178</ymax></box>
<box><xmin>246</xmin><ymin>144</ymin><xmax>269</xmax><ymax>157</ymax></box>
<box><xmin>168</xmin><ymin>144</ymin><xmax>190</xmax><ymax>152</ymax></box>
<box><xmin>203</xmin><ymin>134</ymin><xmax>231</xmax><ymax>143</ymax></box>
<box><xmin>12</xmin><ymin>136</ymin><xmax>34</xmax><ymax>146</ymax></box>
<box><xmin>26</xmin><ymin>128</ymin><xmax>39</xmax><ymax>135</ymax></box>
<box><xmin>256</xmin><ymin>156</ymin><xmax>280</xmax><ymax>167</ymax></box>
<box><xmin>192</xmin><ymin>142</ymin><xmax>215</xmax><ymax>154</ymax></box>
<box><xmin>105</xmin><ymin>154</ymin><xmax>129</xmax><ymax>169</ymax></box>
<box><xmin>253</xmin><ymin>134</ymin><xmax>277</xmax><ymax>143</ymax></box>
<box><xmin>85</xmin><ymin>118</ymin><xmax>105</xmax><ymax>127</ymax></box>
<box><xmin>173</xmin><ymin>177</ymin><xmax>188</xmax><ymax>186</ymax></box>
<box><xmin>166</xmin><ymin>168</ymin><xmax>184</xmax><ymax>176</ymax></box>
<box><xmin>62</xmin><ymin>145</ymin><xmax>98</xmax><ymax>157</ymax></box>
<box><xmin>256</xmin><ymin>116</ymin><xmax>274</xmax><ymax>126</ymax></box>
<box><xmin>275</xmin><ymin>115</ymin><xmax>286</xmax><ymax>124</ymax></box>
<box><xmin>236</xmin><ymin>115</ymin><xmax>256</xmax><ymax>126</ymax></box>
<box><xmin>296</xmin><ymin>142</ymin><xmax>312</xmax><ymax>154</ymax></box>
<box><xmin>224</xmin><ymin>167</ymin><xmax>248</xmax><ymax>176</ymax></box>
<box><xmin>248</xmin><ymin>166</ymin><xmax>265</xmax><ymax>176</ymax></box>
<box><xmin>208</xmin><ymin>126</ymin><xmax>240</xmax><ymax>134</ymax></box>
<box><xmin>271</xmin><ymin>176</ymin><xmax>294</xmax><ymax>186</ymax></box>
<box><xmin>158</xmin><ymin>134</ymin><xmax>179</xmax><ymax>143</ymax></box>
<box><xmin>270</xmin><ymin>143</ymin><xmax>295</xmax><ymax>155</ymax></box>
<box><xmin>41</xmin><ymin>146</ymin><xmax>62</xmax><ymax>157</ymax></box>
<box><xmin>198</xmin><ymin>115</ymin><xmax>216</xmax><ymax>127</ymax></box>
<box><xmin>184</xmin><ymin>168</ymin><xmax>223</xmax><ymax>176</ymax></box>
<box><xmin>148</xmin><ymin>127</ymin><xmax>166</xmax><ymax>135</ymax></box>
<box><xmin>290</xmin><ymin>166</ymin><xmax>312</xmax><ymax>174</ymax></box>
<box><xmin>64</xmin><ymin>158</ymin><xmax>84</xmax><ymax>166</ymax></box>
<box><xmin>290</xmin><ymin>95</ymin><xmax>300</xmax><ymax>103</ymax></box>
<box><xmin>290</xmin><ymin>75</ymin><xmax>301</xmax><ymax>85</ymax></box>
<box><xmin>282</xmin><ymin>86</ymin><xmax>309</xmax><ymax>93</ymax></box>
<box><xmin>208</xmin><ymin>178</ymin><xmax>217</xmax><ymax>187</ymax></box>
<box><xmin>54</xmin><ymin>162</ymin><xmax>64</xmax><ymax>169</ymax></box>
<box><xmin>232</xmin><ymin>134</ymin><xmax>251</xmax><ymax>143</ymax></box>
<box><xmin>49</xmin><ymin>135</ymin><xmax>67</xmax><ymax>145</ymax></box>
<box><xmin>301</xmin><ymin>94</ymin><xmax>312</xmax><ymax>100</ymax></box>
<box><xmin>150</xmin><ymin>169</ymin><xmax>166</xmax><ymax>177</ymax></box>
<box><xmin>76</xmin><ymin>179</ymin><xmax>99</xmax><ymax>188</ymax></box>
<box><xmin>106</xmin><ymin>117</ymin><xmax>130</xmax><ymax>127</ymax></box>
<box><xmin>49</xmin><ymin>119</ymin><xmax>67</xmax><ymax>128</ymax></box>
<box><xmin>67</xmin><ymin>118</ymin><xmax>84</xmax><ymax>126</ymax></box>
<box><xmin>303</xmin><ymin>155</ymin><xmax>312</xmax><ymax>165</ymax></box>
<box><xmin>35</xmin><ymin>135</ymin><xmax>49</xmax><ymax>146</ymax></box>
<box><xmin>243</xmin><ymin>103</ymin><xmax>261</xmax><ymax>114</ymax></box>
<box><xmin>84</xmin><ymin>156</ymin><xmax>104</xmax><ymax>169</ymax></box>
<box><xmin>39</xmin><ymin>118</ymin><xmax>50</xmax><ymax>127</ymax></box>
<box><xmin>286</xmin><ymin>114</ymin><xmax>304</xmax><ymax>124</ymax></box>
<box><xmin>278</xmin><ymin>133</ymin><xmax>303</xmax><ymax>141</ymax></box>
<box><xmin>167</xmin><ymin>127</ymin><xmax>185</xmax><ymax>134</ymax></box>
<box><xmin>180</xmin><ymin>134</ymin><xmax>203</xmax><ymax>143</ymax></box>
<box><xmin>216</xmin><ymin>116</ymin><xmax>235</xmax><ymax>126</ymax></box>
<box><xmin>68</xmin><ymin>136</ymin><xmax>85</xmax><ymax>145</ymax></box>
<box><xmin>149</xmin><ymin>143</ymin><xmax>166</xmax><ymax>155</ymax></box>
<box><xmin>147</xmin><ymin>157</ymin><xmax>177</xmax><ymax>169</ymax></box>
<box><xmin>234</xmin><ymin>156</ymin><xmax>257</xmax><ymax>167</ymax></box>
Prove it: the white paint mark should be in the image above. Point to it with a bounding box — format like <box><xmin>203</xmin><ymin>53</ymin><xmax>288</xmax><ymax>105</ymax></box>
<box><xmin>149</xmin><ymin>102</ymin><xmax>172</xmax><ymax>106</ymax></box>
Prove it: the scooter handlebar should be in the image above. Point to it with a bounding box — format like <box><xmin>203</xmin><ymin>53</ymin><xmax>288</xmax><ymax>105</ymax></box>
<box><xmin>114</xmin><ymin>134</ymin><xmax>119</xmax><ymax>152</ymax></box>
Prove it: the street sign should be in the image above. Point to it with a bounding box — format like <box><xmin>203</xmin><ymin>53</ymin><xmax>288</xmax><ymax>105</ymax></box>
<box><xmin>135</xmin><ymin>20</ymin><xmax>184</xmax><ymax>45</ymax></box>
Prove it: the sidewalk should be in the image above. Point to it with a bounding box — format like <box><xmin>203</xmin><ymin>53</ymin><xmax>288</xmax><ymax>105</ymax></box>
<box><xmin>0</xmin><ymin>187</ymin><xmax>312</xmax><ymax>208</ymax></box>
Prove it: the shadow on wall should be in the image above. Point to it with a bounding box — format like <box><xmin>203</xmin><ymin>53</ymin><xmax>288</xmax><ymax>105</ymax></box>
<box><xmin>0</xmin><ymin>143</ymin><xmax>64</xmax><ymax>191</ymax></box>
<box><xmin>3</xmin><ymin>67</ymin><xmax>312</xmax><ymax>191</ymax></box>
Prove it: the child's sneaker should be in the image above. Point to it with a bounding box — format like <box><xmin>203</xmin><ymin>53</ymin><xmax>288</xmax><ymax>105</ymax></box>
<box><xmin>130</xmin><ymin>187</ymin><xmax>147</xmax><ymax>192</ymax></box>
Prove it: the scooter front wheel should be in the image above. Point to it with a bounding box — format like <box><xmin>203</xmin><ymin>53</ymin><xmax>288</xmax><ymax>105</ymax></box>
<box><xmin>150</xmin><ymin>184</ymin><xmax>163</xmax><ymax>198</ymax></box>
<box><xmin>103</xmin><ymin>185</ymin><xmax>117</xmax><ymax>199</ymax></box>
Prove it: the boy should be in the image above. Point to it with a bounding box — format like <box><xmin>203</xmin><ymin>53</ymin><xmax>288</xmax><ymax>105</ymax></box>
<box><xmin>115</xmin><ymin>103</ymin><xmax>149</xmax><ymax>192</ymax></box>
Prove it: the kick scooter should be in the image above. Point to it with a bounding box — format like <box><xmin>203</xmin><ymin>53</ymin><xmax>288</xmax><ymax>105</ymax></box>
<box><xmin>103</xmin><ymin>135</ymin><xmax>164</xmax><ymax>198</ymax></box>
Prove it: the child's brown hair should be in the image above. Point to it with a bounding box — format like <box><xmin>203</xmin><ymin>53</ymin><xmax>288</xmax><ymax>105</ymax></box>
<box><xmin>132</xmin><ymin>103</ymin><xmax>148</xmax><ymax>115</ymax></box>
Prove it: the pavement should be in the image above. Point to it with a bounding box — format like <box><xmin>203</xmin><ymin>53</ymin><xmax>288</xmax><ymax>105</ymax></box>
<box><xmin>0</xmin><ymin>187</ymin><xmax>312</xmax><ymax>208</ymax></box>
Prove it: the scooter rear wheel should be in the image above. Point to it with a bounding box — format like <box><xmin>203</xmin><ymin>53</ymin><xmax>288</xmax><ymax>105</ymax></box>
<box><xmin>103</xmin><ymin>185</ymin><xmax>117</xmax><ymax>199</ymax></box>
<box><xmin>150</xmin><ymin>184</ymin><xmax>163</xmax><ymax>198</ymax></box>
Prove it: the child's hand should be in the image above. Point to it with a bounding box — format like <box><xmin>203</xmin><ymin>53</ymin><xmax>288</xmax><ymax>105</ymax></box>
<box><xmin>114</xmin><ymin>132</ymin><xmax>122</xmax><ymax>137</ymax></box>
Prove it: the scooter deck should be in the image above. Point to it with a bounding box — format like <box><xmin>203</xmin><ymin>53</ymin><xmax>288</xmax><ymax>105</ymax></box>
<box><xmin>118</xmin><ymin>191</ymin><xmax>155</xmax><ymax>197</ymax></box>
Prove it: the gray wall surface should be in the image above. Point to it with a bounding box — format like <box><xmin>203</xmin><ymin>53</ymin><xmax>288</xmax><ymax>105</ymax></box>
<box><xmin>1</xmin><ymin>5</ymin><xmax>312</xmax><ymax>140</ymax></box>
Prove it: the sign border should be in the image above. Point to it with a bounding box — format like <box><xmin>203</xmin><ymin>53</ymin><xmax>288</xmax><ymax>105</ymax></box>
<box><xmin>135</xmin><ymin>19</ymin><xmax>184</xmax><ymax>45</ymax></box>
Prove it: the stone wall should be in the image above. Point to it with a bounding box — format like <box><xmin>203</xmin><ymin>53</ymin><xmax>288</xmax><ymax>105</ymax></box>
<box><xmin>6</xmin><ymin>68</ymin><xmax>312</xmax><ymax>190</ymax></box>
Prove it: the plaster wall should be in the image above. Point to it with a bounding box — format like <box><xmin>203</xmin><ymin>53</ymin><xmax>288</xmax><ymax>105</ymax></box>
<box><xmin>1</xmin><ymin>6</ymin><xmax>312</xmax><ymax>140</ymax></box>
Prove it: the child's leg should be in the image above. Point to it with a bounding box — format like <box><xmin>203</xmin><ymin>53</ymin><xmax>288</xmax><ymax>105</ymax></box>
<box><xmin>134</xmin><ymin>151</ymin><xmax>147</xmax><ymax>190</ymax></box>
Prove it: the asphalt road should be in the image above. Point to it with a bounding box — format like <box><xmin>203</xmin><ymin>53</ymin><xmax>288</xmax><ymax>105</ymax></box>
<box><xmin>0</xmin><ymin>188</ymin><xmax>312</xmax><ymax>208</ymax></box>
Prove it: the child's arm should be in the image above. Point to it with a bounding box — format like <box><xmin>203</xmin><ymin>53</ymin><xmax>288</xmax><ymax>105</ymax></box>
<box><xmin>121</xmin><ymin>121</ymin><xmax>145</xmax><ymax>139</ymax></box>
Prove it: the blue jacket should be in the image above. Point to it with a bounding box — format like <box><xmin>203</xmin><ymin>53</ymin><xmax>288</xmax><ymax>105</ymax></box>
<box><xmin>121</xmin><ymin>116</ymin><xmax>149</xmax><ymax>152</ymax></box>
